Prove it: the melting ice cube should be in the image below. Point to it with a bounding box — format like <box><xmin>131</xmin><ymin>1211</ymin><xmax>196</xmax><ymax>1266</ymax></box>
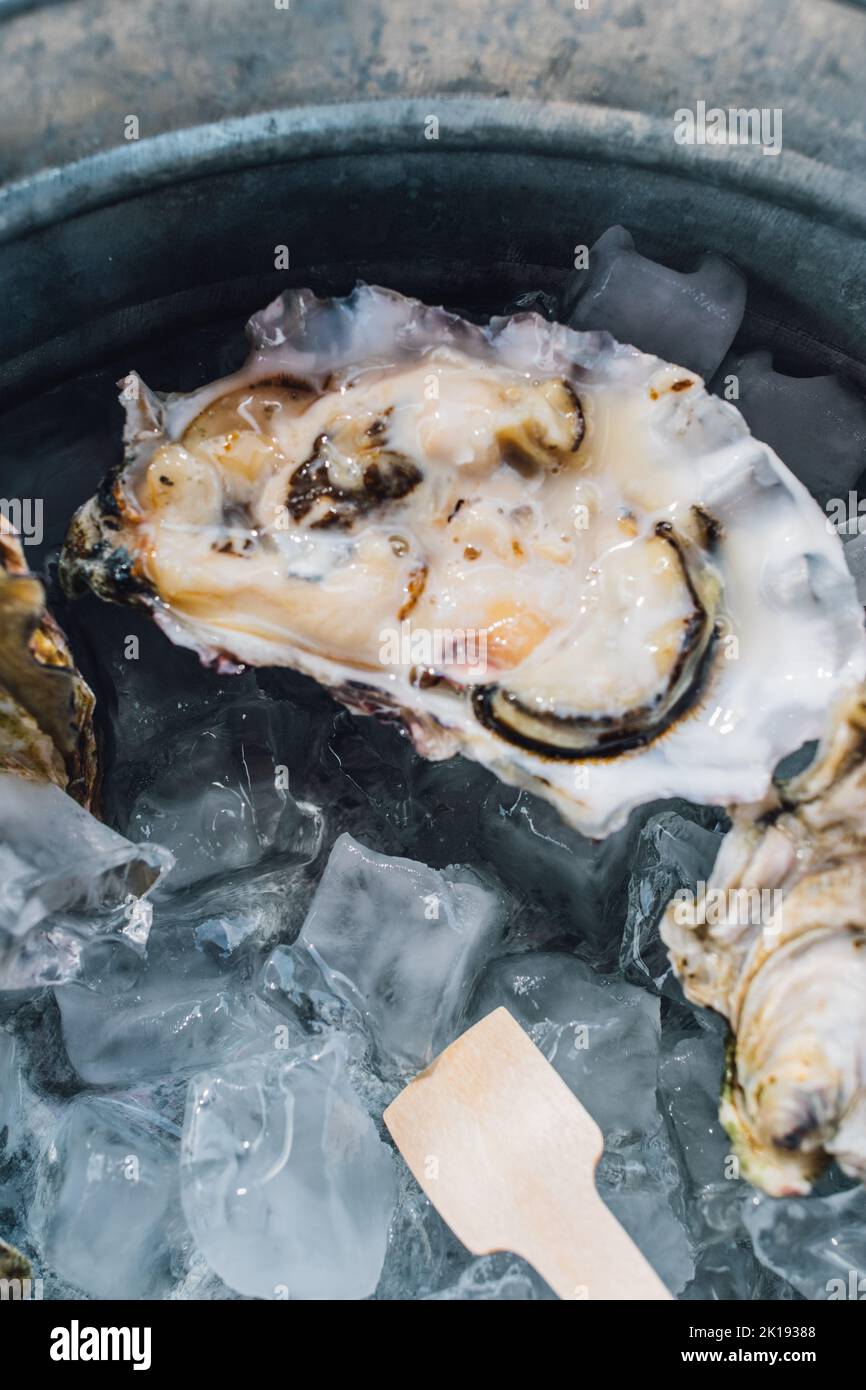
<box><xmin>295</xmin><ymin>833</ymin><xmax>504</xmax><ymax>1069</ymax></box>
<box><xmin>180</xmin><ymin>1035</ymin><xmax>397</xmax><ymax>1300</ymax></box>
<box><xmin>30</xmin><ymin>1093</ymin><xmax>180</xmax><ymax>1300</ymax></box>
<box><xmin>0</xmin><ymin>774</ymin><xmax>172</xmax><ymax>990</ymax></box>
<box><xmin>563</xmin><ymin>226</ymin><xmax>746</xmax><ymax>379</ymax></box>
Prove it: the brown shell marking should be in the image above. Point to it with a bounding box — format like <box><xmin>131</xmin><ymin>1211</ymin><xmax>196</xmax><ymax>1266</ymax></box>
<box><xmin>0</xmin><ymin>522</ymin><xmax>98</xmax><ymax>807</ymax></box>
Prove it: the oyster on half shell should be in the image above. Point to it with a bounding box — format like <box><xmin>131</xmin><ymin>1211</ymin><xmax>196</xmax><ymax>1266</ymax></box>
<box><xmin>60</xmin><ymin>286</ymin><xmax>865</xmax><ymax>835</ymax></box>
<box><xmin>662</xmin><ymin>687</ymin><xmax>866</xmax><ymax>1195</ymax></box>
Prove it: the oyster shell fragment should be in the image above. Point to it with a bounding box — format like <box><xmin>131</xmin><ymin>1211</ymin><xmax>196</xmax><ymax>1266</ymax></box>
<box><xmin>662</xmin><ymin>689</ymin><xmax>866</xmax><ymax>1194</ymax></box>
<box><xmin>60</xmin><ymin>286</ymin><xmax>865</xmax><ymax>835</ymax></box>
<box><xmin>0</xmin><ymin>520</ymin><xmax>97</xmax><ymax>807</ymax></box>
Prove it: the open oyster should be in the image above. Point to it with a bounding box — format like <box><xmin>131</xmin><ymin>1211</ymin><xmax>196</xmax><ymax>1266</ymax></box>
<box><xmin>0</xmin><ymin>520</ymin><xmax>97</xmax><ymax>807</ymax></box>
<box><xmin>61</xmin><ymin>286</ymin><xmax>865</xmax><ymax>835</ymax></box>
<box><xmin>662</xmin><ymin>688</ymin><xmax>866</xmax><ymax>1195</ymax></box>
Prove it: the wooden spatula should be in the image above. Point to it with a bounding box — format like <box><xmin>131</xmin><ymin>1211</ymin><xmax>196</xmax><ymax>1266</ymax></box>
<box><xmin>384</xmin><ymin>1006</ymin><xmax>671</xmax><ymax>1300</ymax></box>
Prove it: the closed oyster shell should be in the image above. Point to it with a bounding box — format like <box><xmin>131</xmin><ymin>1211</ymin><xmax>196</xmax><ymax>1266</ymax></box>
<box><xmin>0</xmin><ymin>520</ymin><xmax>97</xmax><ymax>807</ymax></box>
<box><xmin>662</xmin><ymin>688</ymin><xmax>866</xmax><ymax>1194</ymax></box>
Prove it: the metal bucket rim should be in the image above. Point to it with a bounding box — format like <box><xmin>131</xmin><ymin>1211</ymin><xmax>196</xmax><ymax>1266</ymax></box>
<box><xmin>2</xmin><ymin>97</ymin><xmax>865</xmax><ymax>245</ymax></box>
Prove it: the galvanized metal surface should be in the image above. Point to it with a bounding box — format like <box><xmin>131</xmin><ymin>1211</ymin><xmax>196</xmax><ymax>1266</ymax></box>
<box><xmin>1</xmin><ymin>0</ymin><xmax>865</xmax><ymax>182</ymax></box>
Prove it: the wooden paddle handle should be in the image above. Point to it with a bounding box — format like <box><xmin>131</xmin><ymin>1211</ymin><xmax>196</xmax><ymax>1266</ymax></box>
<box><xmin>519</xmin><ymin>1182</ymin><xmax>672</xmax><ymax>1301</ymax></box>
<box><xmin>384</xmin><ymin>1009</ymin><xmax>674</xmax><ymax>1301</ymax></box>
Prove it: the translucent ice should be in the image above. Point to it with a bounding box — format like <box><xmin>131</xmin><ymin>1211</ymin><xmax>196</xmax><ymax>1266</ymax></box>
<box><xmin>296</xmin><ymin>834</ymin><xmax>504</xmax><ymax>1069</ymax></box>
<box><xmin>620</xmin><ymin>811</ymin><xmax>724</xmax><ymax>998</ymax></box>
<box><xmin>714</xmin><ymin>351</ymin><xmax>866</xmax><ymax>507</ymax></box>
<box><xmin>258</xmin><ymin>942</ymin><xmax>359</xmax><ymax>1040</ymax></box>
<box><xmin>685</xmin><ymin>1244</ymin><xmax>798</xmax><ymax>1302</ymax></box>
<box><xmin>563</xmin><ymin>226</ymin><xmax>746</xmax><ymax>380</ymax></box>
<box><xmin>425</xmin><ymin>1256</ymin><xmax>544</xmax><ymax>1300</ymax></box>
<box><xmin>30</xmin><ymin>1093</ymin><xmax>180</xmax><ymax>1299</ymax></box>
<box><xmin>179</xmin><ymin>868</ymin><xmax>311</xmax><ymax>963</ymax></box>
<box><xmin>745</xmin><ymin>1186</ymin><xmax>866</xmax><ymax>1301</ymax></box>
<box><xmin>470</xmin><ymin>951</ymin><xmax>660</xmax><ymax>1144</ymax></box>
<box><xmin>601</xmin><ymin>1179</ymin><xmax>694</xmax><ymax>1295</ymax></box>
<box><xmin>659</xmin><ymin>1029</ymin><xmax>730</xmax><ymax>1193</ymax></box>
<box><xmin>657</xmin><ymin>1025</ymin><xmax>746</xmax><ymax>1253</ymax></box>
<box><xmin>55</xmin><ymin>928</ymin><xmax>281</xmax><ymax>1087</ymax></box>
<box><xmin>0</xmin><ymin>773</ymin><xmax>172</xmax><ymax>990</ymax></box>
<box><xmin>180</xmin><ymin>1036</ymin><xmax>397</xmax><ymax>1300</ymax></box>
<box><xmin>126</xmin><ymin>699</ymin><xmax>323</xmax><ymax>892</ymax></box>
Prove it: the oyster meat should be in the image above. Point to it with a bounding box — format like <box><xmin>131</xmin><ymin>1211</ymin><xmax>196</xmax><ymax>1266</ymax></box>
<box><xmin>662</xmin><ymin>688</ymin><xmax>866</xmax><ymax>1195</ymax></box>
<box><xmin>61</xmin><ymin>286</ymin><xmax>865</xmax><ymax>835</ymax></box>
<box><xmin>0</xmin><ymin>519</ymin><xmax>97</xmax><ymax>807</ymax></box>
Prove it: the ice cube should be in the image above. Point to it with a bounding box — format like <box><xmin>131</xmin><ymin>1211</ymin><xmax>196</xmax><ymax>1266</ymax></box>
<box><xmin>29</xmin><ymin>1092</ymin><xmax>181</xmax><ymax>1299</ymax></box>
<box><xmin>714</xmin><ymin>350</ymin><xmax>866</xmax><ymax>507</ymax></box>
<box><xmin>126</xmin><ymin>699</ymin><xmax>323</xmax><ymax>892</ymax></box>
<box><xmin>592</xmin><ymin>1129</ymin><xmax>695</xmax><ymax>1294</ymax></box>
<box><xmin>257</xmin><ymin>943</ymin><xmax>400</xmax><ymax>1126</ymax></box>
<box><xmin>55</xmin><ymin>920</ymin><xmax>282</xmax><ymax>1087</ymax></box>
<box><xmin>296</xmin><ymin>833</ymin><xmax>504</xmax><ymax>1070</ymax></box>
<box><xmin>744</xmin><ymin>1186</ymin><xmax>866</xmax><ymax>1301</ymax></box>
<box><xmin>258</xmin><ymin>942</ymin><xmax>360</xmax><ymax>1039</ymax></box>
<box><xmin>180</xmin><ymin>1036</ymin><xmax>397</xmax><ymax>1300</ymax></box>
<box><xmin>657</xmin><ymin>1024</ymin><xmax>748</xmax><ymax>1254</ymax></box>
<box><xmin>469</xmin><ymin>951</ymin><xmax>660</xmax><ymax>1144</ymax></box>
<box><xmin>602</xmin><ymin>1185</ymin><xmax>694</xmax><ymax>1295</ymax></box>
<box><xmin>659</xmin><ymin>1028</ymin><xmax>730</xmax><ymax>1193</ymax></box>
<box><xmin>0</xmin><ymin>773</ymin><xmax>172</xmax><ymax>990</ymax></box>
<box><xmin>563</xmin><ymin>226</ymin><xmax>746</xmax><ymax>379</ymax></box>
<box><xmin>179</xmin><ymin>867</ymin><xmax>313</xmax><ymax>963</ymax></box>
<box><xmin>620</xmin><ymin>810</ymin><xmax>724</xmax><ymax>997</ymax></box>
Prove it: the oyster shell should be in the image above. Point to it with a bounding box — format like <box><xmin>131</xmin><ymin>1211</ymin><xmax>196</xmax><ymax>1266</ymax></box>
<box><xmin>0</xmin><ymin>520</ymin><xmax>97</xmax><ymax>807</ymax></box>
<box><xmin>60</xmin><ymin>286</ymin><xmax>865</xmax><ymax>835</ymax></box>
<box><xmin>662</xmin><ymin>688</ymin><xmax>866</xmax><ymax>1194</ymax></box>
